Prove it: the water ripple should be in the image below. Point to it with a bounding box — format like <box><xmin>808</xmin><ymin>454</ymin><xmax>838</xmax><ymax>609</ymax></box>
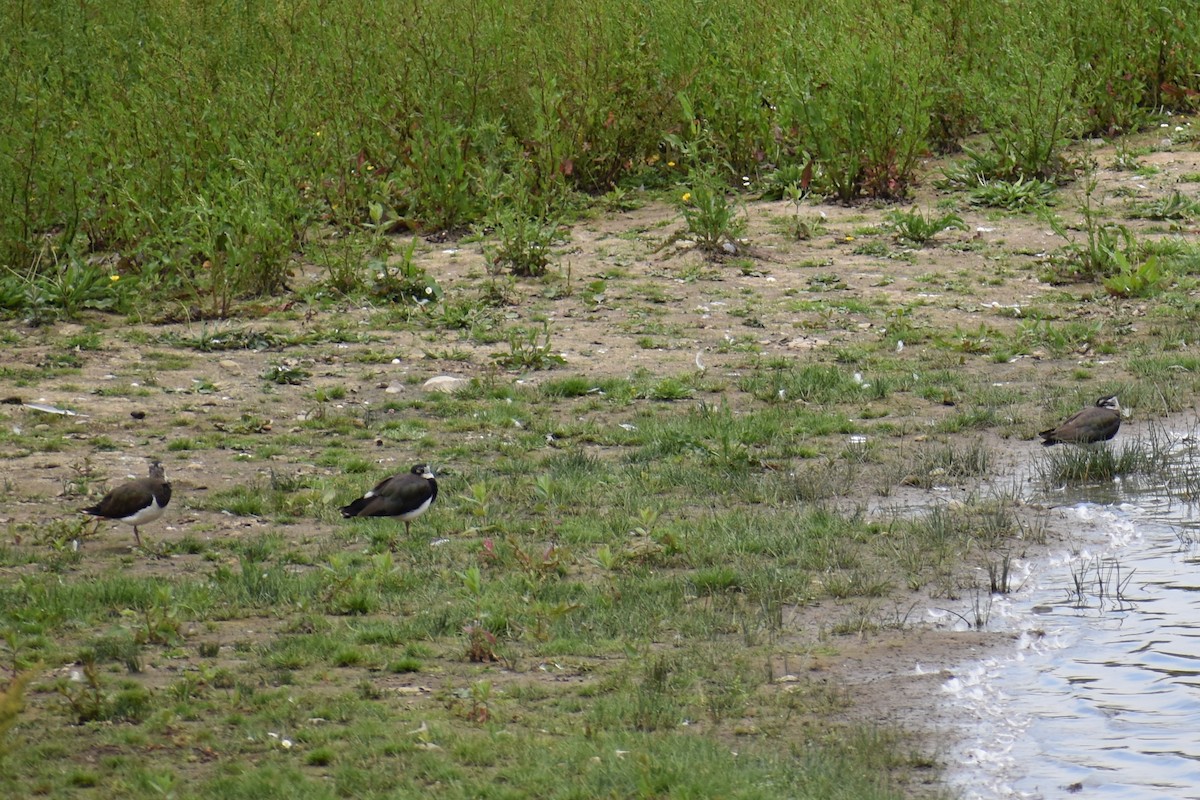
<box><xmin>944</xmin><ymin>489</ymin><xmax>1200</xmax><ymax>799</ymax></box>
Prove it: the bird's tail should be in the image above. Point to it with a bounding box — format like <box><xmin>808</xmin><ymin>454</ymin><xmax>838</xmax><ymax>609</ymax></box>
<box><xmin>340</xmin><ymin>498</ymin><xmax>369</xmax><ymax>518</ymax></box>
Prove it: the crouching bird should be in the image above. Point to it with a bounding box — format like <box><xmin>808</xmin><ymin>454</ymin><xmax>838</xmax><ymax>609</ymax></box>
<box><xmin>1039</xmin><ymin>396</ymin><xmax>1122</xmax><ymax>446</ymax></box>
<box><xmin>340</xmin><ymin>464</ymin><xmax>438</xmax><ymax>536</ymax></box>
<box><xmin>81</xmin><ymin>460</ymin><xmax>172</xmax><ymax>547</ymax></box>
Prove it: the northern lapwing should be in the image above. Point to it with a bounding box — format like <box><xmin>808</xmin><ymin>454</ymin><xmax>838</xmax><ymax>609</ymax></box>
<box><xmin>81</xmin><ymin>460</ymin><xmax>172</xmax><ymax>547</ymax></box>
<box><xmin>1039</xmin><ymin>395</ymin><xmax>1122</xmax><ymax>447</ymax></box>
<box><xmin>340</xmin><ymin>464</ymin><xmax>438</xmax><ymax>536</ymax></box>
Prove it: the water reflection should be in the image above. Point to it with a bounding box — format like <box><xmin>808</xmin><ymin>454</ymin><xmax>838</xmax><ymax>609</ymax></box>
<box><xmin>943</xmin><ymin>461</ymin><xmax>1200</xmax><ymax>799</ymax></box>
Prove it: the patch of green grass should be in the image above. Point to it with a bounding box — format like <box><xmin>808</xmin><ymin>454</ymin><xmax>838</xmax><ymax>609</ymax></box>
<box><xmin>887</xmin><ymin>208</ymin><xmax>966</xmax><ymax>246</ymax></box>
<box><xmin>1128</xmin><ymin>354</ymin><xmax>1200</xmax><ymax>382</ymax></box>
<box><xmin>263</xmin><ymin>362</ymin><xmax>311</xmax><ymax>385</ymax></box>
<box><xmin>1037</xmin><ymin>430</ymin><xmax>1173</xmax><ymax>484</ymax></box>
<box><xmin>1128</xmin><ymin>190</ymin><xmax>1200</xmax><ymax>221</ymax></box>
<box><xmin>142</xmin><ymin>351</ymin><xmax>193</xmax><ymax>370</ymax></box>
<box><xmin>63</xmin><ymin>332</ymin><xmax>104</xmax><ymax>351</ymax></box>
<box><xmin>0</xmin><ymin>363</ymin><xmax>78</xmax><ymax>384</ymax></box>
<box><xmin>787</xmin><ymin>297</ymin><xmax>874</xmax><ymax>315</ymax></box>
<box><xmin>0</xmin><ymin>372</ymin><xmax>1059</xmax><ymax>800</ymax></box>
<box><xmin>738</xmin><ymin>362</ymin><xmax>884</xmax><ymax>404</ymax></box>
<box><xmin>1014</xmin><ymin>319</ymin><xmax>1105</xmax><ymax>357</ymax></box>
<box><xmin>902</xmin><ymin>440</ymin><xmax>991</xmax><ymax>488</ymax></box>
<box><xmin>491</xmin><ymin>323</ymin><xmax>566</xmax><ymax>371</ymax></box>
<box><xmin>540</xmin><ymin>376</ymin><xmax>634</xmax><ymax>401</ymax></box>
<box><xmin>642</xmin><ymin>377</ymin><xmax>693</xmax><ymax>401</ymax></box>
<box><xmin>968</xmin><ymin>177</ymin><xmax>1057</xmax><ymax>210</ymax></box>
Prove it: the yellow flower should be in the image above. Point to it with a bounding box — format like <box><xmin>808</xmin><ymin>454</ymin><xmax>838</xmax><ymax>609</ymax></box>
<box><xmin>682</xmin><ymin>192</ymin><xmax>691</xmax><ymax>203</ymax></box>
<box><xmin>109</xmin><ymin>274</ymin><xmax>120</xmax><ymax>282</ymax></box>
<box><xmin>667</xmin><ymin>161</ymin><xmax>676</xmax><ymax>168</ymax></box>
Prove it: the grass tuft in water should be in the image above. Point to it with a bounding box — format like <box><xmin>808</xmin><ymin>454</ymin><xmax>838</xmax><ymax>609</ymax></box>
<box><xmin>1037</xmin><ymin>429</ymin><xmax>1173</xmax><ymax>484</ymax></box>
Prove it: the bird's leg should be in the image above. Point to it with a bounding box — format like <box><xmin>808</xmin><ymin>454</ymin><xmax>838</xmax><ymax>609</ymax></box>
<box><xmin>405</xmin><ymin>521</ymin><xmax>411</xmax><ymax>537</ymax></box>
<box><xmin>133</xmin><ymin>526</ymin><xmax>142</xmax><ymax>548</ymax></box>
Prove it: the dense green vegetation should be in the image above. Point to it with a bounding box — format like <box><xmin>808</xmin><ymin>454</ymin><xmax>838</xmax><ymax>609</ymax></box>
<box><xmin>2</xmin><ymin>0</ymin><xmax>1198</xmax><ymax>313</ymax></box>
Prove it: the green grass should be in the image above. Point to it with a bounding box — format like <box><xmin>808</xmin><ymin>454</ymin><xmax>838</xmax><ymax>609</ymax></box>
<box><xmin>0</xmin><ymin>349</ymin><xmax>1046</xmax><ymax>798</ymax></box>
<box><xmin>1036</xmin><ymin>429</ymin><xmax>1175</xmax><ymax>485</ymax></box>
<box><xmin>3</xmin><ymin>0</ymin><xmax>1197</xmax><ymax>319</ymax></box>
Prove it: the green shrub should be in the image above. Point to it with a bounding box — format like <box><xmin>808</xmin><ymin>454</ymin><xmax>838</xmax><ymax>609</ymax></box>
<box><xmin>785</xmin><ymin>2</ymin><xmax>938</xmax><ymax>201</ymax></box>
<box><xmin>2</xmin><ymin>0</ymin><xmax>1196</xmax><ymax>314</ymax></box>
<box><xmin>887</xmin><ymin>209</ymin><xmax>966</xmax><ymax>246</ymax></box>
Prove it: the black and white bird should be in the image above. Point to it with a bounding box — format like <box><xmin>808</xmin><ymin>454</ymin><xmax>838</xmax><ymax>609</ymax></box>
<box><xmin>81</xmin><ymin>460</ymin><xmax>172</xmax><ymax>546</ymax></box>
<box><xmin>340</xmin><ymin>464</ymin><xmax>438</xmax><ymax>535</ymax></box>
<box><xmin>1039</xmin><ymin>395</ymin><xmax>1122</xmax><ymax>447</ymax></box>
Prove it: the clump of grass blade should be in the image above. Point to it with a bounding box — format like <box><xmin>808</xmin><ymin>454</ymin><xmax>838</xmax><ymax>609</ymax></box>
<box><xmin>1037</xmin><ymin>433</ymin><xmax>1172</xmax><ymax>485</ymax></box>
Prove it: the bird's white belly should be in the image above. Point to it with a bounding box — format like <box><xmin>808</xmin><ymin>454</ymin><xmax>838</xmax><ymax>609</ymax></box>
<box><xmin>121</xmin><ymin>498</ymin><xmax>165</xmax><ymax>526</ymax></box>
<box><xmin>398</xmin><ymin>496</ymin><xmax>432</xmax><ymax>522</ymax></box>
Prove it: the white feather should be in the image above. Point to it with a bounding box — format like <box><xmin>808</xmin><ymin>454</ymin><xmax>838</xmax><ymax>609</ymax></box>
<box><xmin>399</xmin><ymin>495</ymin><xmax>433</xmax><ymax>522</ymax></box>
<box><xmin>119</xmin><ymin>497</ymin><xmax>165</xmax><ymax>526</ymax></box>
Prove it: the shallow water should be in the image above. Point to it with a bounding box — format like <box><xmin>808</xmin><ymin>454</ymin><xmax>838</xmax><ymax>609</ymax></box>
<box><xmin>940</xmin><ymin>456</ymin><xmax>1200</xmax><ymax>799</ymax></box>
